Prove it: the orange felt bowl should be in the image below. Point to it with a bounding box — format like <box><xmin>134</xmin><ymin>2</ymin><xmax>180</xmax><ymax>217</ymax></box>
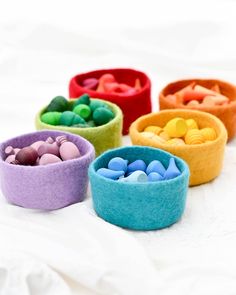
<box><xmin>159</xmin><ymin>79</ymin><xmax>236</xmax><ymax>141</ymax></box>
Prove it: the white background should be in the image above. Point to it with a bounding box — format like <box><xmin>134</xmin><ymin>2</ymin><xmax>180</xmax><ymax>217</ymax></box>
<box><xmin>0</xmin><ymin>1</ymin><xmax>236</xmax><ymax>294</ymax></box>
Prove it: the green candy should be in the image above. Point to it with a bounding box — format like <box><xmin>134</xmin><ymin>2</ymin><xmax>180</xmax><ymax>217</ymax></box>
<box><xmin>87</xmin><ymin>120</ymin><xmax>95</xmax><ymax>127</ymax></box>
<box><xmin>73</xmin><ymin>94</ymin><xmax>90</xmax><ymax>108</ymax></box>
<box><xmin>41</xmin><ymin>112</ymin><xmax>61</xmax><ymax>125</ymax></box>
<box><xmin>46</xmin><ymin>96</ymin><xmax>68</xmax><ymax>112</ymax></box>
<box><xmin>93</xmin><ymin>107</ymin><xmax>115</xmax><ymax>126</ymax></box>
<box><xmin>73</xmin><ymin>104</ymin><xmax>91</xmax><ymax>120</ymax></box>
<box><xmin>89</xmin><ymin>100</ymin><xmax>108</xmax><ymax>112</ymax></box>
<box><xmin>59</xmin><ymin>111</ymin><xmax>86</xmax><ymax>126</ymax></box>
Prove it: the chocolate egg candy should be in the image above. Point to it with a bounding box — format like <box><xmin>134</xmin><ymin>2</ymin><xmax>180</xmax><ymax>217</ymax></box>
<box><xmin>59</xmin><ymin>141</ymin><xmax>80</xmax><ymax>160</ymax></box>
<box><xmin>38</xmin><ymin>142</ymin><xmax>60</xmax><ymax>157</ymax></box>
<box><xmin>82</xmin><ymin>78</ymin><xmax>99</xmax><ymax>90</ymax></box>
<box><xmin>5</xmin><ymin>154</ymin><xmax>16</xmax><ymax>163</ymax></box>
<box><xmin>148</xmin><ymin>172</ymin><xmax>164</xmax><ymax>182</ymax></box>
<box><xmin>119</xmin><ymin>170</ymin><xmax>147</xmax><ymax>182</ymax></box>
<box><xmin>97</xmin><ymin>168</ymin><xmax>124</xmax><ymax>180</ymax></box>
<box><xmin>164</xmin><ymin>158</ymin><xmax>181</xmax><ymax>180</ymax></box>
<box><xmin>4</xmin><ymin>146</ymin><xmax>14</xmax><ymax>155</ymax></box>
<box><xmin>89</xmin><ymin>100</ymin><xmax>108</xmax><ymax>112</ymax></box>
<box><xmin>73</xmin><ymin>104</ymin><xmax>91</xmax><ymax>120</ymax></box>
<box><xmin>31</xmin><ymin>140</ymin><xmax>45</xmax><ymax>152</ymax></box>
<box><xmin>127</xmin><ymin>160</ymin><xmax>146</xmax><ymax>174</ymax></box>
<box><xmin>200</xmin><ymin>127</ymin><xmax>217</xmax><ymax>141</ymax></box>
<box><xmin>108</xmin><ymin>157</ymin><xmax>128</xmax><ymax>172</ymax></box>
<box><xmin>185</xmin><ymin>129</ymin><xmax>205</xmax><ymax>145</ymax></box>
<box><xmin>146</xmin><ymin>160</ymin><xmax>166</xmax><ymax>176</ymax></box>
<box><xmin>46</xmin><ymin>96</ymin><xmax>68</xmax><ymax>112</ymax></box>
<box><xmin>93</xmin><ymin>107</ymin><xmax>115</xmax><ymax>126</ymax></box>
<box><xmin>164</xmin><ymin>118</ymin><xmax>188</xmax><ymax>138</ymax></box>
<box><xmin>15</xmin><ymin>146</ymin><xmax>38</xmax><ymax>165</ymax></box>
<box><xmin>41</xmin><ymin>112</ymin><xmax>62</xmax><ymax>125</ymax></box>
<box><xmin>39</xmin><ymin>154</ymin><xmax>62</xmax><ymax>165</ymax></box>
<box><xmin>73</xmin><ymin>94</ymin><xmax>90</xmax><ymax>107</ymax></box>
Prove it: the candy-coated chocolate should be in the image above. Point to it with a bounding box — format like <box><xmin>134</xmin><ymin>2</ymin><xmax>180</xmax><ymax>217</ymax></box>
<box><xmin>30</xmin><ymin>140</ymin><xmax>45</xmax><ymax>152</ymax></box>
<box><xmin>127</xmin><ymin>160</ymin><xmax>146</xmax><ymax>174</ymax></box>
<box><xmin>39</xmin><ymin>154</ymin><xmax>62</xmax><ymax>165</ymax></box>
<box><xmin>108</xmin><ymin>157</ymin><xmax>128</xmax><ymax>172</ymax></box>
<box><xmin>38</xmin><ymin>142</ymin><xmax>60</xmax><ymax>157</ymax></box>
<box><xmin>97</xmin><ymin>168</ymin><xmax>124</xmax><ymax>180</ymax></box>
<box><xmin>41</xmin><ymin>112</ymin><xmax>62</xmax><ymax>125</ymax></box>
<box><xmin>73</xmin><ymin>94</ymin><xmax>90</xmax><ymax>107</ymax></box>
<box><xmin>148</xmin><ymin>172</ymin><xmax>164</xmax><ymax>182</ymax></box>
<box><xmin>164</xmin><ymin>158</ymin><xmax>181</xmax><ymax>180</ymax></box>
<box><xmin>15</xmin><ymin>146</ymin><xmax>38</xmax><ymax>165</ymax></box>
<box><xmin>73</xmin><ymin>104</ymin><xmax>91</xmax><ymax>120</ymax></box>
<box><xmin>82</xmin><ymin>78</ymin><xmax>99</xmax><ymax>90</ymax></box>
<box><xmin>93</xmin><ymin>107</ymin><xmax>114</xmax><ymax>126</ymax></box>
<box><xmin>119</xmin><ymin>170</ymin><xmax>148</xmax><ymax>182</ymax></box>
<box><xmin>59</xmin><ymin>141</ymin><xmax>80</xmax><ymax>160</ymax></box>
<box><xmin>146</xmin><ymin>160</ymin><xmax>166</xmax><ymax>176</ymax></box>
<box><xmin>185</xmin><ymin>119</ymin><xmax>198</xmax><ymax>130</ymax></box>
<box><xmin>164</xmin><ymin>118</ymin><xmax>187</xmax><ymax>138</ymax></box>
<box><xmin>200</xmin><ymin>127</ymin><xmax>217</xmax><ymax>141</ymax></box>
<box><xmin>184</xmin><ymin>129</ymin><xmax>205</xmax><ymax>145</ymax></box>
<box><xmin>46</xmin><ymin>96</ymin><xmax>68</xmax><ymax>112</ymax></box>
<box><xmin>144</xmin><ymin>126</ymin><xmax>162</xmax><ymax>135</ymax></box>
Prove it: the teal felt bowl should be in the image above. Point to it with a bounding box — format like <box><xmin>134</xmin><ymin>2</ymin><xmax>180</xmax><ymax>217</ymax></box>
<box><xmin>89</xmin><ymin>146</ymin><xmax>190</xmax><ymax>231</ymax></box>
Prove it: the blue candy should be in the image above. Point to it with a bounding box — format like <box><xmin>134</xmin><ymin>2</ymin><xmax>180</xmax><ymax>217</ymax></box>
<box><xmin>97</xmin><ymin>168</ymin><xmax>124</xmax><ymax>180</ymax></box>
<box><xmin>146</xmin><ymin>160</ymin><xmax>166</xmax><ymax>176</ymax></box>
<box><xmin>108</xmin><ymin>157</ymin><xmax>128</xmax><ymax>172</ymax></box>
<box><xmin>118</xmin><ymin>170</ymin><xmax>148</xmax><ymax>183</ymax></box>
<box><xmin>148</xmin><ymin>172</ymin><xmax>164</xmax><ymax>182</ymax></box>
<box><xmin>127</xmin><ymin>160</ymin><xmax>146</xmax><ymax>174</ymax></box>
<box><xmin>164</xmin><ymin>158</ymin><xmax>181</xmax><ymax>180</ymax></box>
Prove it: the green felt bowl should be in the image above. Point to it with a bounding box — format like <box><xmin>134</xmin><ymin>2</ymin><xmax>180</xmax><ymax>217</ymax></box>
<box><xmin>35</xmin><ymin>99</ymin><xmax>123</xmax><ymax>156</ymax></box>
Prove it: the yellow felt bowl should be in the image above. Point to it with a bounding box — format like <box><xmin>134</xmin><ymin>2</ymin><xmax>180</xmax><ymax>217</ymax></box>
<box><xmin>129</xmin><ymin>109</ymin><xmax>227</xmax><ymax>186</ymax></box>
<box><xmin>35</xmin><ymin>99</ymin><xmax>123</xmax><ymax>156</ymax></box>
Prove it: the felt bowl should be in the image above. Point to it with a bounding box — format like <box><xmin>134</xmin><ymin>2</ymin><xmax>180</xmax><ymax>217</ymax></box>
<box><xmin>89</xmin><ymin>146</ymin><xmax>189</xmax><ymax>231</ymax></box>
<box><xmin>69</xmin><ymin>68</ymin><xmax>152</xmax><ymax>134</ymax></box>
<box><xmin>129</xmin><ymin>109</ymin><xmax>227</xmax><ymax>186</ymax></box>
<box><xmin>159</xmin><ymin>79</ymin><xmax>236</xmax><ymax>141</ymax></box>
<box><xmin>35</xmin><ymin>99</ymin><xmax>123</xmax><ymax>157</ymax></box>
<box><xmin>0</xmin><ymin>130</ymin><xmax>95</xmax><ymax>210</ymax></box>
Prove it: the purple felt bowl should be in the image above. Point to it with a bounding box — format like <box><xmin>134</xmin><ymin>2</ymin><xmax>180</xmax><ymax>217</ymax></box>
<box><xmin>0</xmin><ymin>130</ymin><xmax>95</xmax><ymax>210</ymax></box>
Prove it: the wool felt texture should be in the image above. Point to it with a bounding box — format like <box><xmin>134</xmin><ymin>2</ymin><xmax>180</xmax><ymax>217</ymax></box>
<box><xmin>0</xmin><ymin>130</ymin><xmax>95</xmax><ymax>210</ymax></box>
<box><xmin>68</xmin><ymin>68</ymin><xmax>152</xmax><ymax>135</ymax></box>
<box><xmin>35</xmin><ymin>99</ymin><xmax>123</xmax><ymax>157</ymax></box>
<box><xmin>159</xmin><ymin>79</ymin><xmax>236</xmax><ymax>141</ymax></box>
<box><xmin>89</xmin><ymin>146</ymin><xmax>189</xmax><ymax>231</ymax></box>
<box><xmin>129</xmin><ymin>109</ymin><xmax>227</xmax><ymax>186</ymax></box>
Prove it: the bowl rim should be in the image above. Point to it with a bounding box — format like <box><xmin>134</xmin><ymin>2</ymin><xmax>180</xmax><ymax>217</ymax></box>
<box><xmin>35</xmin><ymin>98</ymin><xmax>123</xmax><ymax>132</ymax></box>
<box><xmin>70</xmin><ymin>68</ymin><xmax>151</xmax><ymax>99</ymax></box>
<box><xmin>0</xmin><ymin>130</ymin><xmax>95</xmax><ymax>170</ymax></box>
<box><xmin>129</xmin><ymin>109</ymin><xmax>228</xmax><ymax>151</ymax></box>
<box><xmin>89</xmin><ymin>145</ymin><xmax>189</xmax><ymax>187</ymax></box>
<box><xmin>159</xmin><ymin>78</ymin><xmax>236</xmax><ymax>111</ymax></box>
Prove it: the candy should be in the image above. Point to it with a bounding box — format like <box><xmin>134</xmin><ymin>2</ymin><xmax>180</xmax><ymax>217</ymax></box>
<box><xmin>200</xmin><ymin>128</ymin><xmax>217</xmax><ymax>141</ymax></box>
<box><xmin>15</xmin><ymin>146</ymin><xmax>38</xmax><ymax>165</ymax></box>
<box><xmin>127</xmin><ymin>160</ymin><xmax>146</xmax><ymax>174</ymax></box>
<box><xmin>56</xmin><ymin>136</ymin><xmax>80</xmax><ymax>160</ymax></box>
<box><xmin>166</xmin><ymin>138</ymin><xmax>186</xmax><ymax>146</ymax></box>
<box><xmin>41</xmin><ymin>112</ymin><xmax>62</xmax><ymax>125</ymax></box>
<box><xmin>148</xmin><ymin>172</ymin><xmax>164</xmax><ymax>182</ymax></box>
<box><xmin>108</xmin><ymin>157</ymin><xmax>128</xmax><ymax>172</ymax></box>
<box><xmin>146</xmin><ymin>160</ymin><xmax>166</xmax><ymax>176</ymax></box>
<box><xmin>118</xmin><ymin>170</ymin><xmax>148</xmax><ymax>182</ymax></box>
<box><xmin>97</xmin><ymin>168</ymin><xmax>124</xmax><ymax>180</ymax></box>
<box><xmin>38</xmin><ymin>142</ymin><xmax>60</xmax><ymax>157</ymax></box>
<box><xmin>164</xmin><ymin>158</ymin><xmax>181</xmax><ymax>180</ymax></box>
<box><xmin>185</xmin><ymin>119</ymin><xmax>198</xmax><ymax>130</ymax></box>
<box><xmin>73</xmin><ymin>94</ymin><xmax>90</xmax><ymax>107</ymax></box>
<box><xmin>164</xmin><ymin>118</ymin><xmax>187</xmax><ymax>138</ymax></box>
<box><xmin>73</xmin><ymin>104</ymin><xmax>91</xmax><ymax>120</ymax></box>
<box><xmin>144</xmin><ymin>126</ymin><xmax>162</xmax><ymax>135</ymax></box>
<box><xmin>46</xmin><ymin>96</ymin><xmax>68</xmax><ymax>112</ymax></box>
<box><xmin>82</xmin><ymin>78</ymin><xmax>99</xmax><ymax>90</ymax></box>
<box><xmin>30</xmin><ymin>140</ymin><xmax>45</xmax><ymax>152</ymax></box>
<box><xmin>184</xmin><ymin>129</ymin><xmax>205</xmax><ymax>145</ymax></box>
<box><xmin>93</xmin><ymin>107</ymin><xmax>114</xmax><ymax>126</ymax></box>
<box><xmin>39</xmin><ymin>154</ymin><xmax>62</xmax><ymax>165</ymax></box>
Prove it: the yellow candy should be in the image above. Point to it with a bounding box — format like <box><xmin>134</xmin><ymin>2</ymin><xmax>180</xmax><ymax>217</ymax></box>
<box><xmin>200</xmin><ymin>128</ymin><xmax>217</xmax><ymax>141</ymax></box>
<box><xmin>152</xmin><ymin>135</ymin><xmax>166</xmax><ymax>144</ymax></box>
<box><xmin>144</xmin><ymin>126</ymin><xmax>162</xmax><ymax>135</ymax></box>
<box><xmin>185</xmin><ymin>119</ymin><xmax>198</xmax><ymax>130</ymax></box>
<box><xmin>140</xmin><ymin>132</ymin><xmax>155</xmax><ymax>139</ymax></box>
<box><xmin>184</xmin><ymin>129</ymin><xmax>205</xmax><ymax>145</ymax></box>
<box><xmin>164</xmin><ymin>118</ymin><xmax>187</xmax><ymax>138</ymax></box>
<box><xmin>166</xmin><ymin>138</ymin><xmax>186</xmax><ymax>146</ymax></box>
<box><xmin>159</xmin><ymin>131</ymin><xmax>170</xmax><ymax>141</ymax></box>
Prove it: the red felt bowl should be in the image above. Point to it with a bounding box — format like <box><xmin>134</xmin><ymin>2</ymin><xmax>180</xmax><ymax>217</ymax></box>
<box><xmin>69</xmin><ymin>68</ymin><xmax>152</xmax><ymax>134</ymax></box>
